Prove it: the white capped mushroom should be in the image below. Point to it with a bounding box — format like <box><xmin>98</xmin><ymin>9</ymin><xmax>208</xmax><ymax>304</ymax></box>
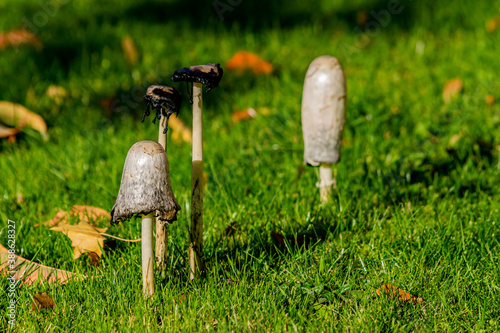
<box><xmin>301</xmin><ymin>56</ymin><xmax>346</xmax><ymax>203</ymax></box>
<box><xmin>111</xmin><ymin>140</ymin><xmax>180</xmax><ymax>296</ymax></box>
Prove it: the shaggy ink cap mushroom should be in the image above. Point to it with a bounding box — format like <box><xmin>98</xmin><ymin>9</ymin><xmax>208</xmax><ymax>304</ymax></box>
<box><xmin>143</xmin><ymin>85</ymin><xmax>182</xmax><ymax>134</ymax></box>
<box><xmin>302</xmin><ymin>56</ymin><xmax>346</xmax><ymax>167</ymax></box>
<box><xmin>111</xmin><ymin>140</ymin><xmax>181</xmax><ymax>225</ymax></box>
<box><xmin>171</xmin><ymin>63</ymin><xmax>223</xmax><ymax>102</ymax></box>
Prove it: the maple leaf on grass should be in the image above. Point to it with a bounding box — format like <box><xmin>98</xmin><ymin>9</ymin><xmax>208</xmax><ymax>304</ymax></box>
<box><xmin>51</xmin><ymin>221</ymin><xmax>141</xmax><ymax>259</ymax></box>
<box><xmin>51</xmin><ymin>221</ymin><xmax>108</xmax><ymax>259</ymax></box>
<box><xmin>0</xmin><ymin>244</ymin><xmax>86</xmax><ymax>286</ymax></box>
<box><xmin>36</xmin><ymin>205</ymin><xmax>111</xmax><ymax>227</ymax></box>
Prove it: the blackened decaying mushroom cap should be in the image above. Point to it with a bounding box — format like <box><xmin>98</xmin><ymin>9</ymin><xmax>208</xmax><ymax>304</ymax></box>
<box><xmin>111</xmin><ymin>140</ymin><xmax>181</xmax><ymax>225</ymax></box>
<box><xmin>143</xmin><ymin>85</ymin><xmax>182</xmax><ymax>134</ymax></box>
<box><xmin>171</xmin><ymin>63</ymin><xmax>223</xmax><ymax>95</ymax></box>
<box><xmin>302</xmin><ymin>56</ymin><xmax>346</xmax><ymax>166</ymax></box>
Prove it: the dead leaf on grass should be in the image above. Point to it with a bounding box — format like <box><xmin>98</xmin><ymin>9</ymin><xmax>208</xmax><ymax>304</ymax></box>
<box><xmin>376</xmin><ymin>284</ymin><xmax>424</xmax><ymax>305</ymax></box>
<box><xmin>0</xmin><ymin>243</ymin><xmax>86</xmax><ymax>285</ymax></box>
<box><xmin>121</xmin><ymin>35</ymin><xmax>138</xmax><ymax>66</ymax></box>
<box><xmin>271</xmin><ymin>232</ymin><xmax>305</xmax><ymax>247</ymax></box>
<box><xmin>485</xmin><ymin>95</ymin><xmax>495</xmax><ymax>105</ymax></box>
<box><xmin>169</xmin><ymin>114</ymin><xmax>192</xmax><ymax>144</ymax></box>
<box><xmin>232</xmin><ymin>107</ymin><xmax>270</xmax><ymax>123</ymax></box>
<box><xmin>486</xmin><ymin>15</ymin><xmax>500</xmax><ymax>32</ymax></box>
<box><xmin>0</xmin><ymin>29</ymin><xmax>42</xmax><ymax>50</ymax></box>
<box><xmin>226</xmin><ymin>51</ymin><xmax>273</xmax><ymax>75</ymax></box>
<box><xmin>31</xmin><ymin>292</ymin><xmax>55</xmax><ymax>311</ymax></box>
<box><xmin>0</xmin><ymin>124</ymin><xmax>20</xmax><ymax>139</ymax></box>
<box><xmin>51</xmin><ymin>221</ymin><xmax>107</xmax><ymax>259</ymax></box>
<box><xmin>442</xmin><ymin>78</ymin><xmax>463</xmax><ymax>104</ymax></box>
<box><xmin>36</xmin><ymin>205</ymin><xmax>111</xmax><ymax>227</ymax></box>
<box><xmin>225</xmin><ymin>222</ymin><xmax>238</xmax><ymax>237</ymax></box>
<box><xmin>0</xmin><ymin>101</ymin><xmax>47</xmax><ymax>140</ymax></box>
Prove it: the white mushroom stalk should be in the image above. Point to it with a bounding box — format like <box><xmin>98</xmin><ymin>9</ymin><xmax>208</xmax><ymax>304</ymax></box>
<box><xmin>111</xmin><ymin>141</ymin><xmax>180</xmax><ymax>296</ymax></box>
<box><xmin>172</xmin><ymin>63</ymin><xmax>223</xmax><ymax>279</ymax></box>
<box><xmin>301</xmin><ymin>56</ymin><xmax>347</xmax><ymax>203</ymax></box>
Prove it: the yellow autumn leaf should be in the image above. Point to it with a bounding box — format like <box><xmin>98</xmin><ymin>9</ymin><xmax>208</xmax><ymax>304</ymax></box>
<box><xmin>51</xmin><ymin>221</ymin><xmax>108</xmax><ymax>259</ymax></box>
<box><xmin>442</xmin><ymin>78</ymin><xmax>463</xmax><ymax>104</ymax></box>
<box><xmin>0</xmin><ymin>101</ymin><xmax>48</xmax><ymax>140</ymax></box>
<box><xmin>169</xmin><ymin>113</ymin><xmax>192</xmax><ymax>144</ymax></box>
<box><xmin>37</xmin><ymin>205</ymin><xmax>111</xmax><ymax>227</ymax></box>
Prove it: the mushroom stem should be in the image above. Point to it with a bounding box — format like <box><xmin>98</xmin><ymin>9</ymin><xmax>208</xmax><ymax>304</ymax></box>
<box><xmin>155</xmin><ymin>115</ymin><xmax>168</xmax><ymax>270</ymax></box>
<box><xmin>158</xmin><ymin>115</ymin><xmax>167</xmax><ymax>151</ymax></box>
<box><xmin>319</xmin><ymin>163</ymin><xmax>335</xmax><ymax>203</ymax></box>
<box><xmin>189</xmin><ymin>82</ymin><xmax>205</xmax><ymax>279</ymax></box>
<box><xmin>142</xmin><ymin>211</ymin><xmax>155</xmax><ymax>296</ymax></box>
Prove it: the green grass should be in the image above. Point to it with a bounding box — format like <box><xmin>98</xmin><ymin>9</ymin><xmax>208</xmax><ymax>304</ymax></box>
<box><xmin>1</xmin><ymin>0</ymin><xmax>500</xmax><ymax>331</ymax></box>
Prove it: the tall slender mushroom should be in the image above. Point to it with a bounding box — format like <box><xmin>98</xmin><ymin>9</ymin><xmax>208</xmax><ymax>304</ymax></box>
<box><xmin>171</xmin><ymin>63</ymin><xmax>223</xmax><ymax>279</ymax></box>
<box><xmin>301</xmin><ymin>56</ymin><xmax>346</xmax><ymax>203</ymax></box>
<box><xmin>142</xmin><ymin>85</ymin><xmax>182</xmax><ymax>269</ymax></box>
<box><xmin>111</xmin><ymin>140</ymin><xmax>180</xmax><ymax>296</ymax></box>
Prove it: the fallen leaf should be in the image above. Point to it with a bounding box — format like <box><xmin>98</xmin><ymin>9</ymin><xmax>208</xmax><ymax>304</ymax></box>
<box><xmin>31</xmin><ymin>292</ymin><xmax>55</xmax><ymax>311</ymax></box>
<box><xmin>448</xmin><ymin>132</ymin><xmax>464</xmax><ymax>147</ymax></box>
<box><xmin>225</xmin><ymin>222</ymin><xmax>238</xmax><ymax>237</ymax></box>
<box><xmin>51</xmin><ymin>221</ymin><xmax>108</xmax><ymax>259</ymax></box>
<box><xmin>232</xmin><ymin>108</ymin><xmax>257</xmax><ymax>123</ymax></box>
<box><xmin>486</xmin><ymin>15</ymin><xmax>500</xmax><ymax>32</ymax></box>
<box><xmin>121</xmin><ymin>35</ymin><xmax>138</xmax><ymax>66</ymax></box>
<box><xmin>376</xmin><ymin>284</ymin><xmax>424</xmax><ymax>305</ymax></box>
<box><xmin>226</xmin><ymin>51</ymin><xmax>273</xmax><ymax>75</ymax></box>
<box><xmin>442</xmin><ymin>78</ymin><xmax>463</xmax><ymax>104</ymax></box>
<box><xmin>169</xmin><ymin>114</ymin><xmax>192</xmax><ymax>144</ymax></box>
<box><xmin>271</xmin><ymin>232</ymin><xmax>305</xmax><ymax>247</ymax></box>
<box><xmin>0</xmin><ymin>243</ymin><xmax>86</xmax><ymax>285</ymax></box>
<box><xmin>37</xmin><ymin>205</ymin><xmax>111</xmax><ymax>227</ymax></box>
<box><xmin>0</xmin><ymin>124</ymin><xmax>20</xmax><ymax>139</ymax></box>
<box><xmin>485</xmin><ymin>95</ymin><xmax>495</xmax><ymax>105</ymax></box>
<box><xmin>88</xmin><ymin>252</ymin><xmax>101</xmax><ymax>267</ymax></box>
<box><xmin>0</xmin><ymin>29</ymin><xmax>42</xmax><ymax>50</ymax></box>
<box><xmin>232</xmin><ymin>107</ymin><xmax>270</xmax><ymax>123</ymax></box>
<box><xmin>0</xmin><ymin>101</ymin><xmax>48</xmax><ymax>140</ymax></box>
<box><xmin>46</xmin><ymin>85</ymin><xmax>68</xmax><ymax>105</ymax></box>
<box><xmin>356</xmin><ymin>10</ymin><xmax>368</xmax><ymax>26</ymax></box>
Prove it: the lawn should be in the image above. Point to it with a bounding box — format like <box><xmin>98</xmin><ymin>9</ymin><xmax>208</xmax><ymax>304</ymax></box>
<box><xmin>1</xmin><ymin>0</ymin><xmax>500</xmax><ymax>331</ymax></box>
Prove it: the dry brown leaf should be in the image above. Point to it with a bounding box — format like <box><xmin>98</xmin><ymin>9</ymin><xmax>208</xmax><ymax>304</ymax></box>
<box><xmin>485</xmin><ymin>95</ymin><xmax>495</xmax><ymax>105</ymax></box>
<box><xmin>232</xmin><ymin>107</ymin><xmax>270</xmax><ymax>123</ymax></box>
<box><xmin>51</xmin><ymin>221</ymin><xmax>107</xmax><ymax>259</ymax></box>
<box><xmin>0</xmin><ymin>124</ymin><xmax>20</xmax><ymax>139</ymax></box>
<box><xmin>121</xmin><ymin>36</ymin><xmax>138</xmax><ymax>66</ymax></box>
<box><xmin>37</xmin><ymin>205</ymin><xmax>111</xmax><ymax>227</ymax></box>
<box><xmin>271</xmin><ymin>232</ymin><xmax>305</xmax><ymax>247</ymax></box>
<box><xmin>442</xmin><ymin>78</ymin><xmax>463</xmax><ymax>104</ymax></box>
<box><xmin>0</xmin><ymin>101</ymin><xmax>47</xmax><ymax>140</ymax></box>
<box><xmin>0</xmin><ymin>29</ymin><xmax>42</xmax><ymax>50</ymax></box>
<box><xmin>46</xmin><ymin>85</ymin><xmax>68</xmax><ymax>105</ymax></box>
<box><xmin>376</xmin><ymin>284</ymin><xmax>424</xmax><ymax>305</ymax></box>
<box><xmin>88</xmin><ymin>252</ymin><xmax>101</xmax><ymax>267</ymax></box>
<box><xmin>226</xmin><ymin>51</ymin><xmax>273</xmax><ymax>75</ymax></box>
<box><xmin>169</xmin><ymin>114</ymin><xmax>192</xmax><ymax>144</ymax></box>
<box><xmin>31</xmin><ymin>292</ymin><xmax>55</xmax><ymax>311</ymax></box>
<box><xmin>486</xmin><ymin>15</ymin><xmax>500</xmax><ymax>32</ymax></box>
<box><xmin>0</xmin><ymin>243</ymin><xmax>86</xmax><ymax>286</ymax></box>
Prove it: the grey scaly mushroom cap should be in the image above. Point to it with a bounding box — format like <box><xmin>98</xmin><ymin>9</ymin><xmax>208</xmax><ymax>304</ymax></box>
<box><xmin>111</xmin><ymin>140</ymin><xmax>181</xmax><ymax>225</ymax></box>
<box><xmin>301</xmin><ymin>56</ymin><xmax>346</xmax><ymax>166</ymax></box>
